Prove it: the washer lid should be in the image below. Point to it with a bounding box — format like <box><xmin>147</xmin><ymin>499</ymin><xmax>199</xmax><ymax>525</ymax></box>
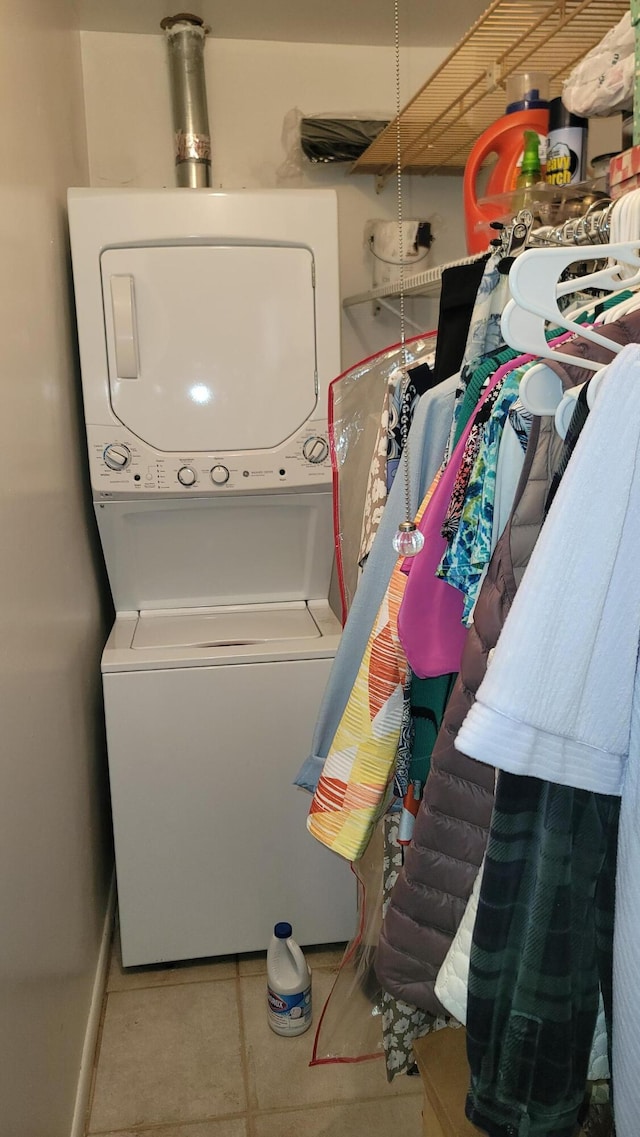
<box><xmin>131</xmin><ymin>602</ymin><xmax>320</xmax><ymax>650</ymax></box>
<box><xmin>95</xmin><ymin>492</ymin><xmax>334</xmax><ymax>612</ymax></box>
<box><xmin>100</xmin><ymin>243</ymin><xmax>318</xmax><ymax>453</ymax></box>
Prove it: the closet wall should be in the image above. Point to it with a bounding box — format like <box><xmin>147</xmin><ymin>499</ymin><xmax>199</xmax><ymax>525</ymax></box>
<box><xmin>79</xmin><ymin>32</ymin><xmax>467</xmax><ymax>367</ymax></box>
<box><xmin>0</xmin><ymin>3</ymin><xmax>112</xmax><ymax>1137</ymax></box>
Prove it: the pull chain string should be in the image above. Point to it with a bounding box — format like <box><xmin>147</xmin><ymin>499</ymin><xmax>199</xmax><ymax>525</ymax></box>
<box><xmin>394</xmin><ymin>0</ymin><xmax>406</xmax><ymax>362</ymax></box>
<box><xmin>394</xmin><ymin>0</ymin><xmax>410</xmax><ymax>526</ymax></box>
<box><xmin>392</xmin><ymin>0</ymin><xmax>424</xmax><ymax>557</ymax></box>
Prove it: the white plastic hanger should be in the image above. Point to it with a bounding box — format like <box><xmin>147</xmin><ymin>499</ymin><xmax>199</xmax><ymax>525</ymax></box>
<box><xmin>597</xmin><ymin>287</ymin><xmax>640</xmax><ymax>324</ymax></box>
<box><xmin>554</xmin><ymin>383</ymin><xmax>585</xmax><ymax>439</ymax></box>
<box><xmin>506</xmin><ymin>243</ymin><xmax>640</xmax><ymax>356</ymax></box>
<box><xmin>503</xmin><ymin>242</ymin><xmax>640</xmax><ymax>414</ymax></box>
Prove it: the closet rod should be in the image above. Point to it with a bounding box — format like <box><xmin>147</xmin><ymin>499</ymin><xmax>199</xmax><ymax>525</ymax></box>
<box><xmin>523</xmin><ymin>201</ymin><xmax>615</xmax><ymax>248</ymax></box>
<box><xmin>342</xmin><ymin>254</ymin><xmax>481</xmax><ymax>308</ymax></box>
<box><xmin>344</xmin><ymin>200</ymin><xmax>620</xmax><ymax>313</ymax></box>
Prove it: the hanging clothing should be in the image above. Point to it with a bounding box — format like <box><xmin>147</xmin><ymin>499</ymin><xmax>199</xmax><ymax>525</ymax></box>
<box><xmin>375</xmin><ymin>420</ymin><xmax>542</xmax><ymax>1015</ymax></box>
<box><xmin>460</xmin><ymin>251</ymin><xmax>511</xmax><ymax>375</ymax></box>
<box><xmin>380</xmin><ymin>813</ymin><xmax>449</xmax><ymax>1081</ymax></box>
<box><xmin>397</xmin><ymin>355</ymin><xmax>531</xmax><ymax>679</ymax></box>
<box><xmin>359</xmin><ymin>356</ymin><xmax>438</xmax><ymax>571</ymax></box>
<box><xmin>465</xmin><ymin>773</ymin><xmax>619</xmax><ymax>1137</ymax></box>
<box><xmin>386</xmin><ymin>357</ymin><xmax>439</xmax><ymax>492</ymax></box>
<box><xmin>376</xmin><ymin>391</ymin><xmax>587</xmax><ymax>1015</ymax></box>
<box><xmin>358</xmin><ymin>368</ymin><xmax>402</xmax><ymax>572</ymax></box>
<box><xmin>436</xmin><ymin>363</ymin><xmax>527</xmax><ymax>625</ymax></box>
<box><xmin>543</xmin><ymin>380</ymin><xmax>591</xmax><ymax>516</ymax></box>
<box><xmin>329</xmin><ymin>334</ymin><xmax>436</xmax><ymax>621</ymax></box>
<box><xmin>456</xmin><ymin>342</ymin><xmax>640</xmax><ymax>795</ymax></box>
<box><xmin>295</xmin><ymin>375</ymin><xmax>457</xmax><ymax>795</ymax></box>
<box><xmin>435</xmin><ymin>834</ymin><xmax>612</xmax><ymax>1086</ymax></box>
<box><xmin>432</xmin><ymin>255</ymin><xmax>489</xmax><ymax>382</ymax></box>
<box><xmin>456</xmin><ymin>343</ymin><xmax>640</xmax><ymax>1137</ymax></box>
<box><xmin>399</xmin><ymin>307</ymin><xmax>640</xmax><ymax>677</ymax></box>
<box><xmin>376</xmin><ymin>310</ymin><xmax>635</xmax><ymax>1010</ymax></box>
<box><xmin>441</xmin><ymin>375</ymin><xmax>505</xmax><ymax>540</ymax></box>
<box><xmin>307</xmin><ymin>370</ymin><xmax>520</xmax><ymax>861</ymax></box>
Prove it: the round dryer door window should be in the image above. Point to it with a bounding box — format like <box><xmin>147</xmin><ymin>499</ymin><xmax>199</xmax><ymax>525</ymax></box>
<box><xmin>100</xmin><ymin>244</ymin><xmax>318</xmax><ymax>453</ymax></box>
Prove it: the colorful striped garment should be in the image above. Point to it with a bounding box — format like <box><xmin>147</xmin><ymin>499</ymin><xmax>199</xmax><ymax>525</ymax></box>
<box><xmin>307</xmin><ymin>478</ymin><xmax>438</xmax><ymax>861</ymax></box>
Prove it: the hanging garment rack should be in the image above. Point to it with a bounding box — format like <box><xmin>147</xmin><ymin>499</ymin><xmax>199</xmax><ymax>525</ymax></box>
<box><xmin>491</xmin><ymin>200</ymin><xmax>616</xmax><ymax>262</ymax></box>
<box><xmin>342</xmin><ymin>254</ymin><xmax>481</xmax><ymax>313</ymax></box>
<box><xmin>527</xmin><ymin>200</ymin><xmax>615</xmax><ymax>247</ymax></box>
<box><xmin>343</xmin><ymin>202</ymin><xmax>616</xmax><ymax>317</ymax></box>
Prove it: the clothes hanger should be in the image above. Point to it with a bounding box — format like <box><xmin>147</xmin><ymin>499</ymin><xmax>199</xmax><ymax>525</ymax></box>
<box><xmin>504</xmin><ymin>243</ymin><xmax>640</xmax><ymax>413</ymax></box>
<box><xmin>554</xmin><ymin>383</ymin><xmax>585</xmax><ymax>439</ymax></box>
<box><xmin>516</xmin><ymin>285</ymin><xmax>639</xmax><ymax>412</ymax></box>
<box><xmin>507</xmin><ymin>243</ymin><xmax>640</xmax><ymax>353</ymax></box>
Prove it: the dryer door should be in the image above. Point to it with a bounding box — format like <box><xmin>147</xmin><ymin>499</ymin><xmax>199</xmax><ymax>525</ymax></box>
<box><xmin>100</xmin><ymin>244</ymin><xmax>318</xmax><ymax>453</ymax></box>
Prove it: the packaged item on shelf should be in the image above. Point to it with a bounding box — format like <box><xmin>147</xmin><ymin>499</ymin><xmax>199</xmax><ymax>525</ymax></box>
<box><xmin>545</xmin><ymin>98</ymin><xmax>587</xmax><ymax>186</ymax></box>
<box><xmin>562</xmin><ymin>11</ymin><xmax>634</xmax><ymax>117</ymax></box>
<box><xmin>609</xmin><ymin>146</ymin><xmax>640</xmax><ymax>198</ymax></box>
<box><xmin>463</xmin><ymin>72</ymin><xmax>549</xmax><ymax>253</ymax></box>
<box><xmin>463</xmin><ymin>112</ymin><xmax>548</xmax><ymax>253</ymax></box>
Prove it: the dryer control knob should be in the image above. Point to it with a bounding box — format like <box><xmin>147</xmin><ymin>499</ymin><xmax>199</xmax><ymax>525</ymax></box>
<box><xmin>177</xmin><ymin>466</ymin><xmax>197</xmax><ymax>486</ymax></box>
<box><xmin>303</xmin><ymin>436</ymin><xmax>329</xmax><ymax>464</ymax></box>
<box><xmin>210</xmin><ymin>464</ymin><xmax>230</xmax><ymax>486</ymax></box>
<box><xmin>103</xmin><ymin>443</ymin><xmax>131</xmax><ymax>471</ymax></box>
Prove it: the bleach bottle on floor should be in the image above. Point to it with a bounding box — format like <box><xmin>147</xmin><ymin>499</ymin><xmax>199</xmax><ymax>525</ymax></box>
<box><xmin>267</xmin><ymin>922</ymin><xmax>312</xmax><ymax>1036</ymax></box>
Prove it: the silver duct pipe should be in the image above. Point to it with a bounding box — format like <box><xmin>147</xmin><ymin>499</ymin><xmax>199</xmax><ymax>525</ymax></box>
<box><xmin>160</xmin><ymin>13</ymin><xmax>211</xmax><ymax>188</ymax></box>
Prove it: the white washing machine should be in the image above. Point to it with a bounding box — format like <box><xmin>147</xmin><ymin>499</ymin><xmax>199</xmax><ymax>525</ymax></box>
<box><xmin>68</xmin><ymin>188</ymin><xmax>355</xmax><ymax>966</ymax></box>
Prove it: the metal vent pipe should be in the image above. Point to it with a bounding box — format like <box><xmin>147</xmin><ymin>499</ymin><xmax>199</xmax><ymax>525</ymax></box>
<box><xmin>160</xmin><ymin>13</ymin><xmax>211</xmax><ymax>188</ymax></box>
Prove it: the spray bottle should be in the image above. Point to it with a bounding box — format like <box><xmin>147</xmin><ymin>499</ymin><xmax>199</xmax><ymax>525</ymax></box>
<box><xmin>516</xmin><ymin>130</ymin><xmax>543</xmax><ymax>190</ymax></box>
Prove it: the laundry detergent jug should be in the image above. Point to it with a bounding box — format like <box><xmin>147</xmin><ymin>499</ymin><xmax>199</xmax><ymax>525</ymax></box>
<box><xmin>463</xmin><ymin>108</ymin><xmax>549</xmax><ymax>253</ymax></box>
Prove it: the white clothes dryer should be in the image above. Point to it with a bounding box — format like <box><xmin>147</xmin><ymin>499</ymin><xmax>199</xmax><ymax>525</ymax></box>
<box><xmin>68</xmin><ymin>188</ymin><xmax>355</xmax><ymax>966</ymax></box>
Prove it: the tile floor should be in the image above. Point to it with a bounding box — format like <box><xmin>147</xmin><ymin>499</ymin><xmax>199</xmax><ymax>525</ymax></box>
<box><xmin>85</xmin><ymin>930</ymin><xmax>424</xmax><ymax>1137</ymax></box>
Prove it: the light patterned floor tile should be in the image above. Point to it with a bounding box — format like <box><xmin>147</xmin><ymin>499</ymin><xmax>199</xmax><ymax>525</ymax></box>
<box><xmin>253</xmin><ymin>1096</ymin><xmax>423</xmax><ymax>1137</ymax></box>
<box><xmin>88</xmin><ymin>982</ymin><xmax>245</xmax><ymax>1132</ymax></box>
<box><xmin>238</xmin><ymin>943</ymin><xmax>346</xmax><ymax>977</ymax></box>
<box><xmin>240</xmin><ymin>969</ymin><xmax>421</xmax><ymax>1111</ymax></box>
<box><xmin>96</xmin><ymin>1123</ymin><xmax>248</xmax><ymax>1137</ymax></box>
<box><xmin>108</xmin><ymin>933</ymin><xmax>237</xmax><ymax>991</ymax></box>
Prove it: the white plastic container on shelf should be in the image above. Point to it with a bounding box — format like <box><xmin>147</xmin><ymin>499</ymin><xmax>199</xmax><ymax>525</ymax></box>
<box><xmin>266</xmin><ymin>922</ymin><xmax>312</xmax><ymax>1036</ymax></box>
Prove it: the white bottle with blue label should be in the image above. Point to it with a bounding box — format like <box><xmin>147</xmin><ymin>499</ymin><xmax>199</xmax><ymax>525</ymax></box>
<box><xmin>267</xmin><ymin>922</ymin><xmax>312</xmax><ymax>1036</ymax></box>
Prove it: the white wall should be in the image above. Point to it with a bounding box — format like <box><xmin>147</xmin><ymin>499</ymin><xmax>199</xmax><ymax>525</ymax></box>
<box><xmin>80</xmin><ymin>32</ymin><xmax>467</xmax><ymax>369</ymax></box>
<box><xmin>0</xmin><ymin>3</ymin><xmax>112</xmax><ymax>1135</ymax></box>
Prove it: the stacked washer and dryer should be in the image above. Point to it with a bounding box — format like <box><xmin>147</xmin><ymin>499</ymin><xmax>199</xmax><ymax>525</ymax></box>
<box><xmin>68</xmin><ymin>187</ymin><xmax>355</xmax><ymax>966</ymax></box>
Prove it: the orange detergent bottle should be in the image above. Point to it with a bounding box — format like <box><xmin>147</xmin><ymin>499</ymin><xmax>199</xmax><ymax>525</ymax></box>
<box><xmin>463</xmin><ymin>108</ymin><xmax>549</xmax><ymax>253</ymax></box>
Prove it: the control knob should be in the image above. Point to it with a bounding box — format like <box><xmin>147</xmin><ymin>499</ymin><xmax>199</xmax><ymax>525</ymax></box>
<box><xmin>103</xmin><ymin>443</ymin><xmax>131</xmax><ymax>471</ymax></box>
<box><xmin>302</xmin><ymin>436</ymin><xmax>329</xmax><ymax>464</ymax></box>
<box><xmin>177</xmin><ymin>466</ymin><xmax>197</xmax><ymax>487</ymax></box>
<box><xmin>210</xmin><ymin>464</ymin><xmax>230</xmax><ymax>486</ymax></box>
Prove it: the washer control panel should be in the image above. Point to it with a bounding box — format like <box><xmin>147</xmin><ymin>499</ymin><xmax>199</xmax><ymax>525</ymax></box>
<box><xmin>302</xmin><ymin>436</ymin><xmax>330</xmax><ymax>464</ymax></box>
<box><xmin>103</xmin><ymin>443</ymin><xmax>132</xmax><ymax>470</ymax></box>
<box><xmin>87</xmin><ymin>421</ymin><xmax>331</xmax><ymax>497</ymax></box>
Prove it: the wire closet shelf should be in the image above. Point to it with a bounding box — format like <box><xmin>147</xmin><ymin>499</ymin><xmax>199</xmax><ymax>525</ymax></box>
<box><xmin>352</xmin><ymin>0</ymin><xmax>629</xmax><ymax>183</ymax></box>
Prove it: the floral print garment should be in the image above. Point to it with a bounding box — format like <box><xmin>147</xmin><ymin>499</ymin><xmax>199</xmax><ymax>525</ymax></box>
<box><xmin>441</xmin><ymin>383</ymin><xmax>503</xmax><ymax>541</ymax></box>
<box><xmin>444</xmin><ymin>254</ymin><xmax>511</xmax><ymax>458</ymax></box>
<box><xmin>436</xmin><ymin>366</ymin><xmax>525</xmax><ymax>625</ymax></box>
<box><xmin>358</xmin><ymin>354</ymin><xmax>436</xmax><ymax>572</ymax></box>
